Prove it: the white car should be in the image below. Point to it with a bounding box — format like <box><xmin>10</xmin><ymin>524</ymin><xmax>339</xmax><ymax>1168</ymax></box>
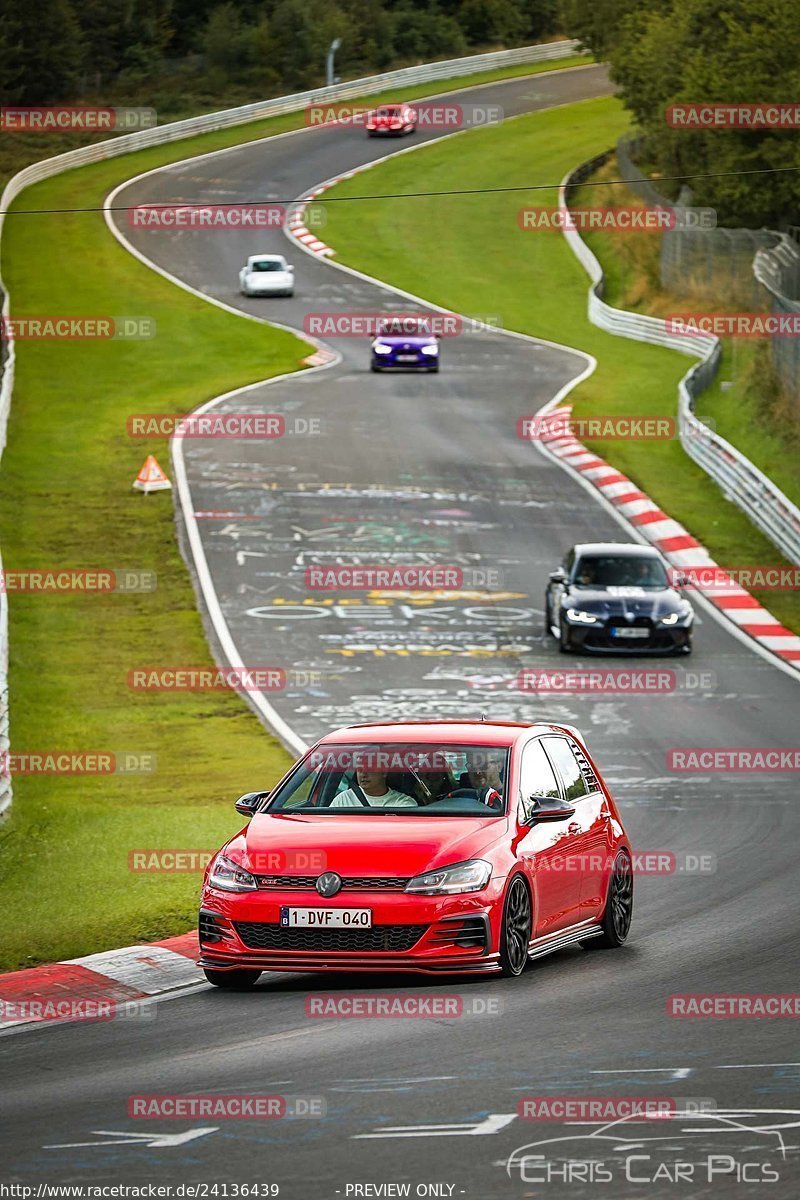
<box><xmin>239</xmin><ymin>254</ymin><xmax>294</xmax><ymax>297</ymax></box>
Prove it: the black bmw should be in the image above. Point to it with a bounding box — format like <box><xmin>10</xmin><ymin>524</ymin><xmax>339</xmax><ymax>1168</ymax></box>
<box><xmin>545</xmin><ymin>542</ymin><xmax>694</xmax><ymax>655</ymax></box>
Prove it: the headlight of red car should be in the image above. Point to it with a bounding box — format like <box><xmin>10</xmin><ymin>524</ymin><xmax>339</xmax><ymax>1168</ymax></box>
<box><xmin>405</xmin><ymin>859</ymin><xmax>492</xmax><ymax>895</ymax></box>
<box><xmin>208</xmin><ymin>854</ymin><xmax>258</xmax><ymax>892</ymax></box>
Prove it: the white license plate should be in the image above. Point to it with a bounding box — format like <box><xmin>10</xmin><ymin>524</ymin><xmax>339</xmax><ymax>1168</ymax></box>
<box><xmin>396</xmin><ymin>354</ymin><xmax>418</xmax><ymax>361</ymax></box>
<box><xmin>611</xmin><ymin>627</ymin><xmax>650</xmax><ymax>639</ymax></box>
<box><xmin>280</xmin><ymin>907</ymin><xmax>372</xmax><ymax>928</ymax></box>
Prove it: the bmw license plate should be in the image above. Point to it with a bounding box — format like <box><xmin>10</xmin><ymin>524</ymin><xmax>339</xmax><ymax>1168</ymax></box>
<box><xmin>611</xmin><ymin>627</ymin><xmax>650</xmax><ymax>639</ymax></box>
<box><xmin>396</xmin><ymin>354</ymin><xmax>417</xmax><ymax>361</ymax></box>
<box><xmin>280</xmin><ymin>907</ymin><xmax>372</xmax><ymax>928</ymax></box>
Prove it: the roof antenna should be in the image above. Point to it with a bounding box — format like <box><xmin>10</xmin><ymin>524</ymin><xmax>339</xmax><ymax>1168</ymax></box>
<box><xmin>480</xmin><ymin>711</ymin><xmax>487</xmax><ymax>722</ymax></box>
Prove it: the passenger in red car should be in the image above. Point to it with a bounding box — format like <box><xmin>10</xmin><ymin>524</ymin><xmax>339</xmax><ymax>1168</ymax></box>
<box><xmin>330</xmin><ymin>767</ymin><xmax>417</xmax><ymax>807</ymax></box>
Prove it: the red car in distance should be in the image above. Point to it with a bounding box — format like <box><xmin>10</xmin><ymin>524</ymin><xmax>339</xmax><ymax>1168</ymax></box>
<box><xmin>365</xmin><ymin>103</ymin><xmax>417</xmax><ymax>136</ymax></box>
<box><xmin>199</xmin><ymin>720</ymin><xmax>633</xmax><ymax>987</ymax></box>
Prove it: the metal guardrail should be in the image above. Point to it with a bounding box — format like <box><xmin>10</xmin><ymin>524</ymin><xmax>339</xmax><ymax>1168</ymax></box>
<box><xmin>0</xmin><ymin>39</ymin><xmax>583</xmax><ymax>817</ymax></box>
<box><xmin>560</xmin><ymin>156</ymin><xmax>800</xmax><ymax>567</ymax></box>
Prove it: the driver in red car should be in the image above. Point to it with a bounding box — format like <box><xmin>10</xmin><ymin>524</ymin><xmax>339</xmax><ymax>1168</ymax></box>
<box><xmin>467</xmin><ymin>751</ymin><xmax>504</xmax><ymax>808</ymax></box>
<box><xmin>331</xmin><ymin>766</ymin><xmax>417</xmax><ymax>808</ymax></box>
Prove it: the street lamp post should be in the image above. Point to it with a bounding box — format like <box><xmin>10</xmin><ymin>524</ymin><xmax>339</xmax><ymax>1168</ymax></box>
<box><xmin>326</xmin><ymin>38</ymin><xmax>342</xmax><ymax>87</ymax></box>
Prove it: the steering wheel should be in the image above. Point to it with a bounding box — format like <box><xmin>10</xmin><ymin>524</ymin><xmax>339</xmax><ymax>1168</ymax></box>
<box><xmin>442</xmin><ymin>787</ymin><xmax>503</xmax><ymax>811</ymax></box>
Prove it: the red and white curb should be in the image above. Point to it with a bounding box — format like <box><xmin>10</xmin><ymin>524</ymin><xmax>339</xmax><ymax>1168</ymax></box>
<box><xmin>286</xmin><ymin>167</ymin><xmax>370</xmax><ymax>258</ymax></box>
<box><xmin>539</xmin><ymin>405</ymin><xmax>800</xmax><ymax>669</ymax></box>
<box><xmin>0</xmin><ymin>932</ymin><xmax>200</xmax><ymax>1032</ymax></box>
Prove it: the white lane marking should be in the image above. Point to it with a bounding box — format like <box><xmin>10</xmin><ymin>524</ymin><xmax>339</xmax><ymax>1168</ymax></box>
<box><xmin>593</xmin><ymin>1068</ymin><xmax>694</xmax><ymax>1078</ymax></box>
<box><xmin>45</xmin><ymin>1128</ymin><xmax>218</xmax><ymax>1149</ymax></box>
<box><xmin>355</xmin><ymin>1113</ymin><xmax>517</xmax><ymax>1139</ymax></box>
<box><xmin>64</xmin><ymin>945</ymin><xmax>200</xmax><ymax>995</ymax></box>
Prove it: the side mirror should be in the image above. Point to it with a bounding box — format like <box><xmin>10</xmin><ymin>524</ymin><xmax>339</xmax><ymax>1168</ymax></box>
<box><xmin>673</xmin><ymin>570</ymin><xmax>688</xmax><ymax>587</ymax></box>
<box><xmin>527</xmin><ymin>794</ymin><xmax>575</xmax><ymax>823</ymax></box>
<box><xmin>548</xmin><ymin>569</ymin><xmax>566</xmax><ymax>584</ymax></box>
<box><xmin>235</xmin><ymin>791</ymin><xmax>269</xmax><ymax>817</ymax></box>
<box><xmin>288</xmin><ymin>264</ymin><xmax>294</xmax><ymax>272</ymax></box>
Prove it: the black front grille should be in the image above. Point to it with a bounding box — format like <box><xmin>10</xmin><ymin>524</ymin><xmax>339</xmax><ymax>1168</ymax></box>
<box><xmin>199</xmin><ymin>911</ymin><xmax>222</xmax><ymax>944</ymax></box>
<box><xmin>234</xmin><ymin>922</ymin><xmax>427</xmax><ymax>953</ymax></box>
<box><xmin>428</xmin><ymin>916</ymin><xmax>488</xmax><ymax>951</ymax></box>
<box><xmin>255</xmin><ymin>875</ymin><xmax>410</xmax><ymax>891</ymax></box>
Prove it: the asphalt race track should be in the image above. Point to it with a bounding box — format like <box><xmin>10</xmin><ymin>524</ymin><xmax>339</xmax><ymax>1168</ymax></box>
<box><xmin>3</xmin><ymin>64</ymin><xmax>799</xmax><ymax>1198</ymax></box>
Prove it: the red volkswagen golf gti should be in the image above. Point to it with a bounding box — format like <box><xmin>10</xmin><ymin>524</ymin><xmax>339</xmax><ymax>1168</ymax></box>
<box><xmin>199</xmin><ymin>720</ymin><xmax>633</xmax><ymax>986</ymax></box>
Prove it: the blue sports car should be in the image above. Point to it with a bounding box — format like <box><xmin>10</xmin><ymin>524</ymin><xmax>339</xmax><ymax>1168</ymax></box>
<box><xmin>370</xmin><ymin>317</ymin><xmax>440</xmax><ymax>373</ymax></box>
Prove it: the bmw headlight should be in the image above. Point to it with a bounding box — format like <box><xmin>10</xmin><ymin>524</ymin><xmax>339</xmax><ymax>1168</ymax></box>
<box><xmin>405</xmin><ymin>858</ymin><xmax>492</xmax><ymax>895</ymax></box>
<box><xmin>373</xmin><ymin>343</ymin><xmax>392</xmax><ymax>354</ymax></box>
<box><xmin>208</xmin><ymin>854</ymin><xmax>257</xmax><ymax>892</ymax></box>
<box><xmin>566</xmin><ymin>608</ymin><xmax>598</xmax><ymax>624</ymax></box>
<box><xmin>660</xmin><ymin>605</ymin><xmax>692</xmax><ymax>625</ymax></box>
<box><xmin>420</xmin><ymin>344</ymin><xmax>439</xmax><ymax>356</ymax></box>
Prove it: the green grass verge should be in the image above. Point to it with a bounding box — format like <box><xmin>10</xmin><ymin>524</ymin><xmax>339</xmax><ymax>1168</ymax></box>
<box><xmin>0</xmin><ymin>137</ymin><xmax>310</xmax><ymax>974</ymax></box>
<box><xmin>320</xmin><ymin>95</ymin><xmax>800</xmax><ymax>634</ymax></box>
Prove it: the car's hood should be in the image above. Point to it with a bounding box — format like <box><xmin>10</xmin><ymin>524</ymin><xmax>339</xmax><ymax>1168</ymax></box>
<box><xmin>373</xmin><ymin>335</ymin><xmax>436</xmax><ymax>348</ymax></box>
<box><xmin>226</xmin><ymin>812</ymin><xmax>507</xmax><ymax>877</ymax></box>
<box><xmin>564</xmin><ymin>585</ymin><xmax>687</xmax><ymax>618</ymax></box>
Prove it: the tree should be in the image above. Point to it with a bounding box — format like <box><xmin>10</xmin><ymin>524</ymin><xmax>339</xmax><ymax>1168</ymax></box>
<box><xmin>560</xmin><ymin>0</ymin><xmax>800</xmax><ymax>228</ymax></box>
<box><xmin>10</xmin><ymin>0</ymin><xmax>84</xmax><ymax>103</ymax></box>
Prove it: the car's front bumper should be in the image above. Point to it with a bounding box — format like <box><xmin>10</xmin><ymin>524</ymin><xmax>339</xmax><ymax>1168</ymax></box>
<box><xmin>564</xmin><ymin>616</ymin><xmax>692</xmax><ymax>654</ymax></box>
<box><xmin>198</xmin><ymin>882</ymin><xmax>504</xmax><ymax>975</ymax></box>
<box><xmin>372</xmin><ymin>354</ymin><xmax>438</xmax><ymax>370</ymax></box>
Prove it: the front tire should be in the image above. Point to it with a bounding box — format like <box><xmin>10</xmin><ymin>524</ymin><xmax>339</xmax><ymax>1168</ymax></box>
<box><xmin>203</xmin><ymin>968</ymin><xmax>262</xmax><ymax>989</ymax></box>
<box><xmin>584</xmin><ymin>850</ymin><xmax>633</xmax><ymax>949</ymax></box>
<box><xmin>499</xmin><ymin>875</ymin><xmax>531</xmax><ymax>977</ymax></box>
<box><xmin>558</xmin><ymin>615</ymin><xmax>573</xmax><ymax>654</ymax></box>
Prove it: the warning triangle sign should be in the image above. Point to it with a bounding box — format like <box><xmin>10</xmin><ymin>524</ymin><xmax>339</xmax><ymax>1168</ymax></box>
<box><xmin>133</xmin><ymin>454</ymin><xmax>171</xmax><ymax>494</ymax></box>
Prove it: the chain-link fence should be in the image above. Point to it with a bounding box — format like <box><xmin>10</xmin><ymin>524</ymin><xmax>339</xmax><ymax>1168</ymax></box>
<box><xmin>753</xmin><ymin>237</ymin><xmax>800</xmax><ymax>401</ymax></box>
<box><xmin>617</xmin><ymin>135</ymin><xmax>798</xmax><ymax>400</ymax></box>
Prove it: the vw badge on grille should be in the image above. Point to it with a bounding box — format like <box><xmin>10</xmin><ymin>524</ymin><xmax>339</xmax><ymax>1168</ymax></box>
<box><xmin>315</xmin><ymin>871</ymin><xmax>342</xmax><ymax>897</ymax></box>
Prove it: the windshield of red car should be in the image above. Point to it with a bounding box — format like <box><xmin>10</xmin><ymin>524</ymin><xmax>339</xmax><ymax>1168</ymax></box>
<box><xmin>269</xmin><ymin>743</ymin><xmax>510</xmax><ymax>816</ymax></box>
